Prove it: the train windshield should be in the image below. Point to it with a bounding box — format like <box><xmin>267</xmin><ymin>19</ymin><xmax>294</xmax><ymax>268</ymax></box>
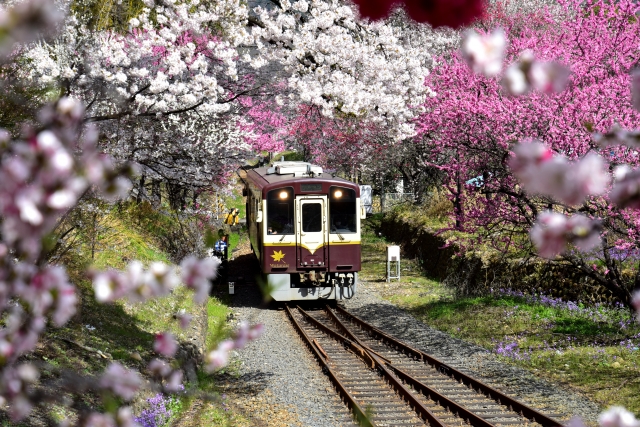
<box><xmin>302</xmin><ymin>203</ymin><xmax>322</xmax><ymax>232</ymax></box>
<box><xmin>329</xmin><ymin>187</ymin><xmax>357</xmax><ymax>233</ymax></box>
<box><xmin>266</xmin><ymin>187</ymin><xmax>294</xmax><ymax>235</ymax></box>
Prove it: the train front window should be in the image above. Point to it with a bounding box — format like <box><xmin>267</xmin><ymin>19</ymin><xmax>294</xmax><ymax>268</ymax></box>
<box><xmin>302</xmin><ymin>203</ymin><xmax>323</xmax><ymax>232</ymax></box>
<box><xmin>330</xmin><ymin>187</ymin><xmax>357</xmax><ymax>233</ymax></box>
<box><xmin>266</xmin><ymin>188</ymin><xmax>294</xmax><ymax>235</ymax></box>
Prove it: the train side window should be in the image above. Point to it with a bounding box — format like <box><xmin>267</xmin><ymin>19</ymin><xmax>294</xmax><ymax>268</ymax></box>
<box><xmin>329</xmin><ymin>187</ymin><xmax>357</xmax><ymax>233</ymax></box>
<box><xmin>266</xmin><ymin>188</ymin><xmax>294</xmax><ymax>234</ymax></box>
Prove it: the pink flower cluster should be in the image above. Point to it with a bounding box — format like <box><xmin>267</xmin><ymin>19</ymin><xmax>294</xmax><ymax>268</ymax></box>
<box><xmin>352</xmin><ymin>0</ymin><xmax>486</xmax><ymax>28</ymax></box>
<box><xmin>0</xmin><ymin>98</ymin><xmax>132</xmax><ymax>260</ymax></box>
<box><xmin>205</xmin><ymin>322</ymin><xmax>265</xmax><ymax>371</ymax></box>
<box><xmin>509</xmin><ymin>141</ymin><xmax>610</xmax><ymax>206</ymax></box>
<box><xmin>153</xmin><ymin>332</ymin><xmax>178</xmax><ymax>358</ymax></box>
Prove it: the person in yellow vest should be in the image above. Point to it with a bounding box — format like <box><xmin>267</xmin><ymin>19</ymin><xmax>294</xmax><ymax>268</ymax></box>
<box><xmin>224</xmin><ymin>208</ymin><xmax>240</xmax><ymax>225</ymax></box>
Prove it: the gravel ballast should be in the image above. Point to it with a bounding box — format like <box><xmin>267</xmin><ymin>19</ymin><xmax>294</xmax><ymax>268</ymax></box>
<box><xmin>226</xmin><ymin>282</ymin><xmax>357</xmax><ymax>427</ymax></box>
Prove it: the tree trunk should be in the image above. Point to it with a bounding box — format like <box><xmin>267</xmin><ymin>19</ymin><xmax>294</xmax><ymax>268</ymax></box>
<box><xmin>136</xmin><ymin>175</ymin><xmax>146</xmax><ymax>204</ymax></box>
<box><xmin>151</xmin><ymin>180</ymin><xmax>161</xmax><ymax>209</ymax></box>
<box><xmin>454</xmin><ymin>172</ymin><xmax>462</xmax><ymax>230</ymax></box>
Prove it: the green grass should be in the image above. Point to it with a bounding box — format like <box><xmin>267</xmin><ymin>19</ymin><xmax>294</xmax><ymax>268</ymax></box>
<box><xmin>360</xmin><ymin>217</ymin><xmax>449</xmax><ymax>303</ymax></box>
<box><xmin>90</xmin><ymin>213</ymin><xmax>170</xmax><ymax>270</ymax></box>
<box><xmin>205</xmin><ymin>297</ymin><xmax>232</xmax><ymax>350</ymax></box>
<box><xmin>359</xmin><ymin>217</ymin><xmax>640</xmax><ymax>414</ymax></box>
<box><xmin>227</xmin><ymin>232</ymin><xmax>240</xmax><ymax>254</ymax></box>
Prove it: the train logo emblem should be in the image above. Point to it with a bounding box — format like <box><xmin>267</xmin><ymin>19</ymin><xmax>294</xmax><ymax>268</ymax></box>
<box><xmin>271</xmin><ymin>250</ymin><xmax>285</xmax><ymax>262</ymax></box>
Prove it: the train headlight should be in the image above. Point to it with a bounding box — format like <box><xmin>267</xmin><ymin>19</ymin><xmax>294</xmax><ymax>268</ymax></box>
<box><xmin>334</xmin><ymin>190</ymin><xmax>343</xmax><ymax>198</ymax></box>
<box><xmin>279</xmin><ymin>191</ymin><xmax>288</xmax><ymax>199</ymax></box>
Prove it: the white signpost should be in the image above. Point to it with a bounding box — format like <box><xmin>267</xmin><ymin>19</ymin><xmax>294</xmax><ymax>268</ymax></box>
<box><xmin>386</xmin><ymin>246</ymin><xmax>400</xmax><ymax>282</ymax></box>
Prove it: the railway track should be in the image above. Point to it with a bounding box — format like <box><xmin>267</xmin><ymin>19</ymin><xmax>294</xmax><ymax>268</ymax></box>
<box><xmin>286</xmin><ymin>303</ymin><xmax>565</xmax><ymax>427</ymax></box>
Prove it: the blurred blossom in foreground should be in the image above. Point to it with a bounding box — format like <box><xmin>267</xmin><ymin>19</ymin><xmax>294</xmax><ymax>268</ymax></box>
<box><xmin>0</xmin><ymin>364</ymin><xmax>39</xmax><ymax>421</ymax></box>
<box><xmin>503</xmin><ymin>50</ymin><xmax>569</xmax><ymax>95</ymax></box>
<box><xmin>509</xmin><ymin>141</ymin><xmax>609</xmax><ymax>206</ymax></box>
<box><xmin>0</xmin><ymin>0</ymin><xmax>64</xmax><ymax>59</ymax></box>
<box><xmin>92</xmin><ymin>256</ymin><xmax>218</xmax><ymax>305</ymax></box>
<box><xmin>154</xmin><ymin>332</ymin><xmax>178</xmax><ymax>357</ymax></box>
<box><xmin>461</xmin><ymin>28</ymin><xmax>506</xmax><ymax>77</ymax></box>
<box><xmin>81</xmin><ymin>407</ymin><xmax>139</xmax><ymax>427</ymax></box>
<box><xmin>592</xmin><ymin>124</ymin><xmax>640</xmax><ymax>149</ymax></box>
<box><xmin>610</xmin><ymin>165</ymin><xmax>640</xmax><ymax>209</ymax></box>
<box><xmin>205</xmin><ymin>321</ymin><xmax>265</xmax><ymax>371</ymax></box>
<box><xmin>632</xmin><ymin>290</ymin><xmax>640</xmax><ymax>323</ymax></box>
<box><xmin>530</xmin><ymin>212</ymin><xmax>602</xmax><ymax>259</ymax></box>
<box><xmin>598</xmin><ymin>407</ymin><xmax>640</xmax><ymax>427</ymax></box>
<box><xmin>100</xmin><ymin>363</ymin><xmax>143</xmax><ymax>401</ymax></box>
<box><xmin>181</xmin><ymin>256</ymin><xmax>220</xmax><ymax>303</ymax></box>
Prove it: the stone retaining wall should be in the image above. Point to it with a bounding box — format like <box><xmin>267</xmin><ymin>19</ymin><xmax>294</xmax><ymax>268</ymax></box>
<box><xmin>379</xmin><ymin>214</ymin><xmax>620</xmax><ymax>304</ymax></box>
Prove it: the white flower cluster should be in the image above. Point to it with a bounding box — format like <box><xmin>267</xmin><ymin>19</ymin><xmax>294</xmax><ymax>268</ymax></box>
<box><xmin>21</xmin><ymin>0</ymin><xmax>253</xmax><ymax>186</ymax></box>
<box><xmin>251</xmin><ymin>0</ymin><xmax>438</xmax><ymax>140</ymax></box>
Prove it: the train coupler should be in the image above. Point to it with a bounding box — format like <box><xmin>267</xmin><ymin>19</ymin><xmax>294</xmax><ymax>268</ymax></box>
<box><xmin>299</xmin><ymin>270</ymin><xmax>326</xmax><ymax>284</ymax></box>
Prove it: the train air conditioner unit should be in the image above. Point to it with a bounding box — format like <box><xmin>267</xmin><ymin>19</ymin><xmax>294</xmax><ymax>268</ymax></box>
<box><xmin>266</xmin><ymin>161</ymin><xmax>323</xmax><ymax>177</ymax></box>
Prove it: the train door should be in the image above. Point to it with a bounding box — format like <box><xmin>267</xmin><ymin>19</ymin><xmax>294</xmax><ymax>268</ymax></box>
<box><xmin>296</xmin><ymin>196</ymin><xmax>327</xmax><ymax>267</ymax></box>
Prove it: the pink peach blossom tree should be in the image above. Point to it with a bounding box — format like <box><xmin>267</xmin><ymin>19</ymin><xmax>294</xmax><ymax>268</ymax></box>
<box><xmin>416</xmin><ymin>0</ymin><xmax>640</xmax><ymax>306</ymax></box>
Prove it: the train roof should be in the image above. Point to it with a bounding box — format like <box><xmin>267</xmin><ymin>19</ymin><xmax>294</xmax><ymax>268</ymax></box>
<box><xmin>242</xmin><ymin>162</ymin><xmax>360</xmax><ymax>196</ymax></box>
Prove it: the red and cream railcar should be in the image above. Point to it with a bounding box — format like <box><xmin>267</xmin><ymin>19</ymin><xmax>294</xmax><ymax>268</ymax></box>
<box><xmin>243</xmin><ymin>162</ymin><xmax>363</xmax><ymax>301</ymax></box>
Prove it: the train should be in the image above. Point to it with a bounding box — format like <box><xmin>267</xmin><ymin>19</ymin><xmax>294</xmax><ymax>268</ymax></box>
<box><xmin>241</xmin><ymin>161</ymin><xmax>363</xmax><ymax>301</ymax></box>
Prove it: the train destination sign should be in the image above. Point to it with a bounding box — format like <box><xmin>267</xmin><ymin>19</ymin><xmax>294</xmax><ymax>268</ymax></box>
<box><xmin>301</xmin><ymin>183</ymin><xmax>322</xmax><ymax>192</ymax></box>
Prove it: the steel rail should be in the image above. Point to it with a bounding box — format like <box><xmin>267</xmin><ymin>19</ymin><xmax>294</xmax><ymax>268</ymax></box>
<box><xmin>284</xmin><ymin>304</ymin><xmax>377</xmax><ymax>427</ymax></box>
<box><xmin>388</xmin><ymin>363</ymin><xmax>496</xmax><ymax>427</ymax></box>
<box><xmin>335</xmin><ymin>305</ymin><xmax>563</xmax><ymax>427</ymax></box>
<box><xmin>323</xmin><ymin>306</ymin><xmax>498</xmax><ymax>427</ymax></box>
<box><xmin>322</xmin><ymin>306</ymin><xmax>448</xmax><ymax>427</ymax></box>
<box><xmin>296</xmin><ymin>306</ymin><xmax>375</xmax><ymax>367</ymax></box>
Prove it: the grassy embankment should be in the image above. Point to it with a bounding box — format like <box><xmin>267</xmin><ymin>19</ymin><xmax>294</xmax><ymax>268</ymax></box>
<box><xmin>359</xmin><ymin>214</ymin><xmax>640</xmax><ymax>415</ymax></box>
<box><xmin>25</xmin><ymin>202</ymin><xmax>249</xmax><ymax>426</ymax></box>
